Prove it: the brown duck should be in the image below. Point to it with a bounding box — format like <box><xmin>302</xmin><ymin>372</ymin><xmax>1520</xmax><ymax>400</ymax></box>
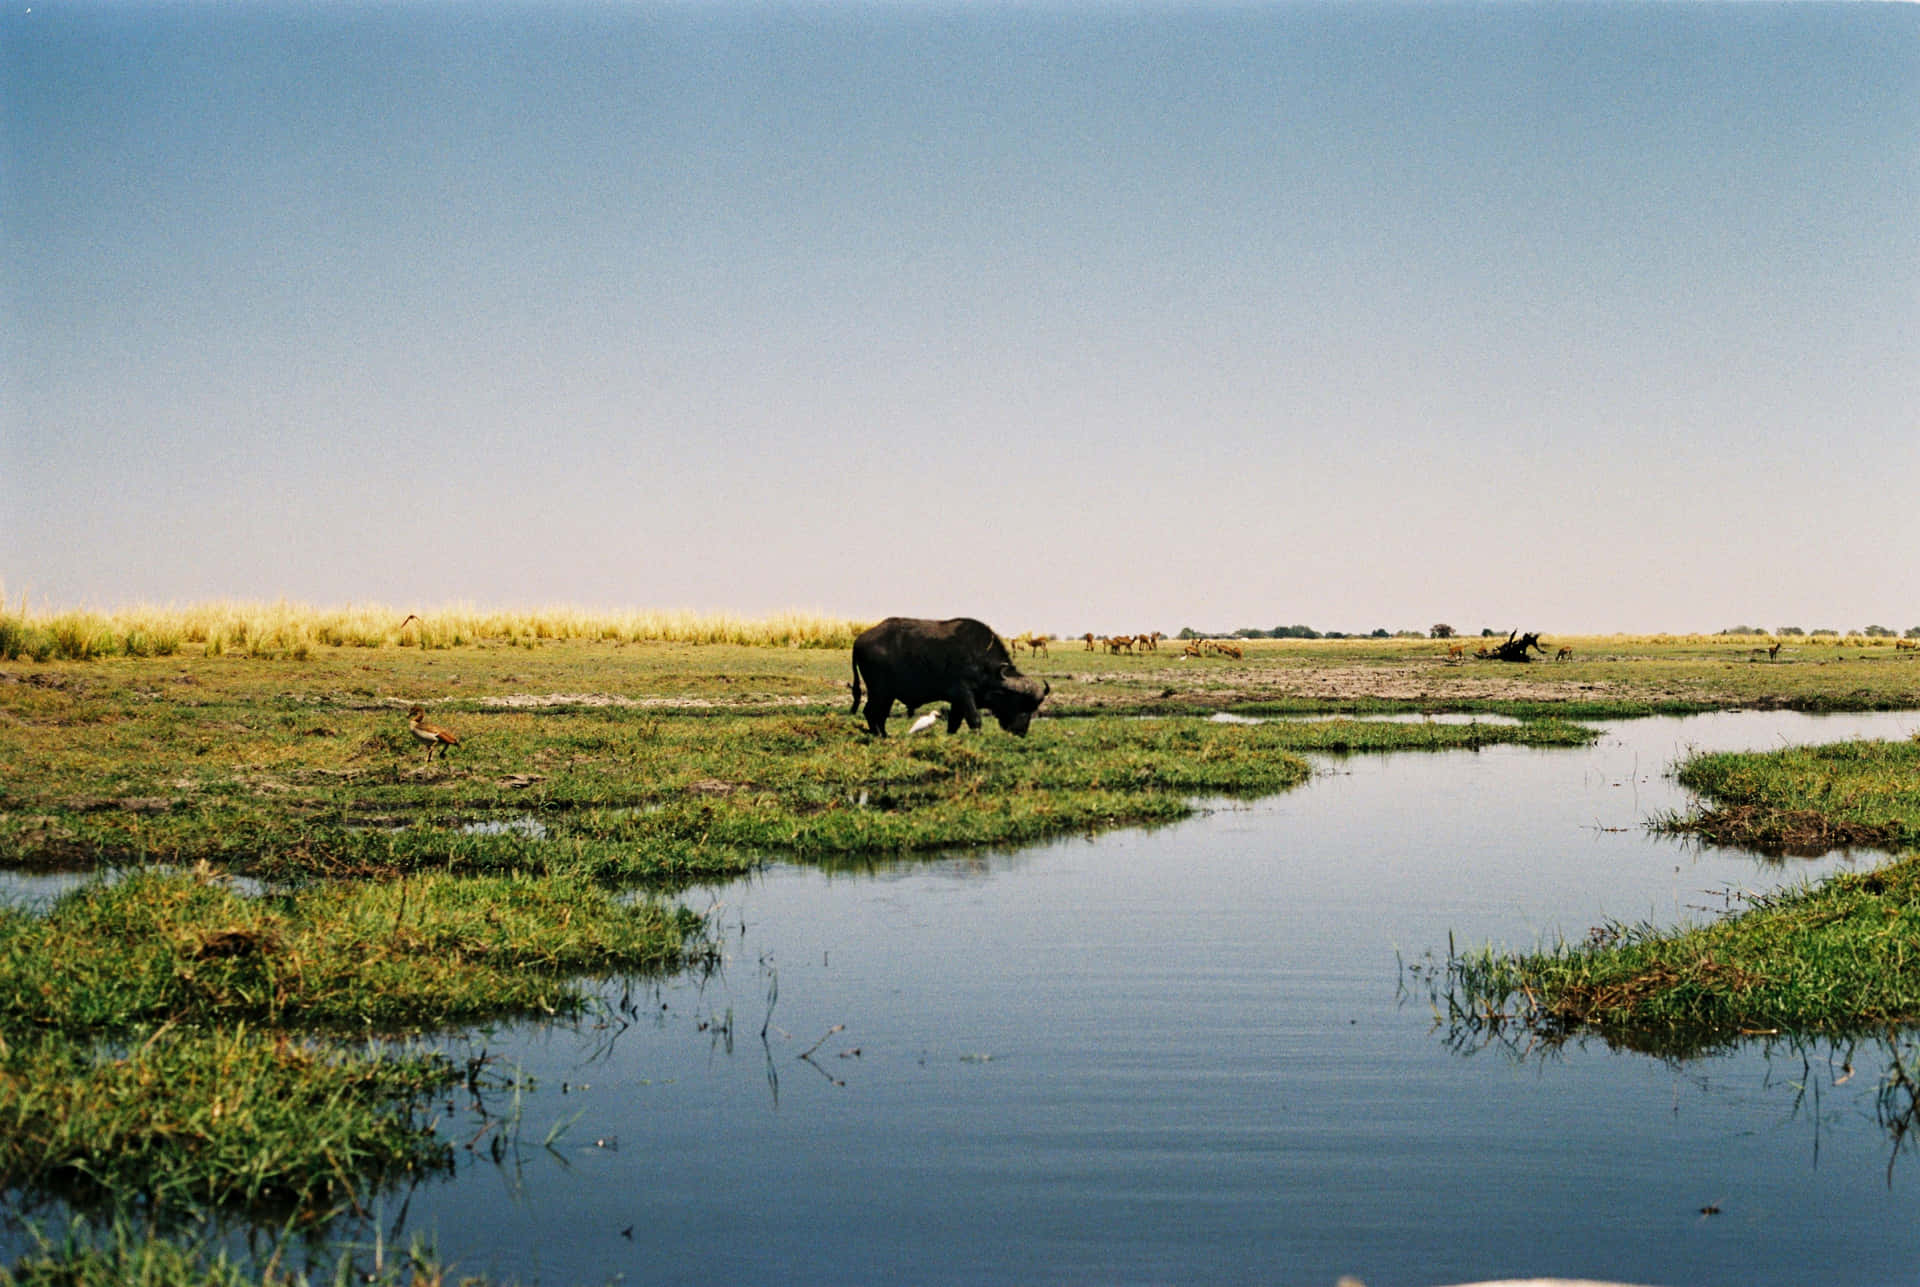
<box><xmin>407</xmin><ymin>705</ymin><xmax>460</xmax><ymax>761</ymax></box>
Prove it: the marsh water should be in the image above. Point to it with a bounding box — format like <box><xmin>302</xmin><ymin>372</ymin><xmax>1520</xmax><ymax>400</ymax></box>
<box><xmin>16</xmin><ymin>711</ymin><xmax>1920</xmax><ymax>1285</ymax></box>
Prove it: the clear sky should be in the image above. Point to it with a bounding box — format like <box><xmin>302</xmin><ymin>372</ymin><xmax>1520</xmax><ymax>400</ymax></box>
<box><xmin>5</xmin><ymin>1</ymin><xmax>1916</xmax><ymax>637</ymax></box>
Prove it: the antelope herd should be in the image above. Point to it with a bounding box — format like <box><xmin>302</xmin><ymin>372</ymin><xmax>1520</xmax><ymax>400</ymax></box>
<box><xmin>1007</xmin><ymin>630</ymin><xmax>1264</xmax><ymax>659</ymax></box>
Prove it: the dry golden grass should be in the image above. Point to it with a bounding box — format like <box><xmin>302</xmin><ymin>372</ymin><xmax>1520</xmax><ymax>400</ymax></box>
<box><xmin>0</xmin><ymin>592</ymin><xmax>869</xmax><ymax>658</ymax></box>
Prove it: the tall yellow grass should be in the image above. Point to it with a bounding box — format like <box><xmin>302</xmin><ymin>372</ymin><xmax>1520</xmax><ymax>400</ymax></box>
<box><xmin>0</xmin><ymin>593</ymin><xmax>869</xmax><ymax>659</ymax></box>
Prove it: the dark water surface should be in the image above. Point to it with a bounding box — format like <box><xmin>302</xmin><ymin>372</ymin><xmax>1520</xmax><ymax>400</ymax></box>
<box><xmin>377</xmin><ymin>711</ymin><xmax>1920</xmax><ymax>1287</ymax></box>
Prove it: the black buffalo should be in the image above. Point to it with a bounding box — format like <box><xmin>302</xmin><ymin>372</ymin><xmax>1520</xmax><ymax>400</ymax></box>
<box><xmin>849</xmin><ymin>617</ymin><xmax>1049</xmax><ymax>737</ymax></box>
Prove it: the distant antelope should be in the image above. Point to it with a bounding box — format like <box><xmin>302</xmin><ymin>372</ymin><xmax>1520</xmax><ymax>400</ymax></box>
<box><xmin>1083</xmin><ymin>632</ymin><xmax>1098</xmax><ymax>651</ymax></box>
<box><xmin>1107</xmin><ymin>635</ymin><xmax>1135</xmax><ymax>655</ymax></box>
<box><xmin>1896</xmin><ymin>639</ymin><xmax>1917</xmax><ymax>652</ymax></box>
<box><xmin>407</xmin><ymin>705</ymin><xmax>460</xmax><ymax>761</ymax></box>
<box><xmin>1768</xmin><ymin>641</ymin><xmax>1783</xmax><ymax>660</ymax></box>
<box><xmin>1555</xmin><ymin>647</ymin><xmax>1573</xmax><ymax>661</ymax></box>
<box><xmin>1446</xmin><ymin>643</ymin><xmax>1466</xmax><ymax>660</ymax></box>
<box><xmin>1213</xmin><ymin>641</ymin><xmax>1244</xmax><ymax>660</ymax></box>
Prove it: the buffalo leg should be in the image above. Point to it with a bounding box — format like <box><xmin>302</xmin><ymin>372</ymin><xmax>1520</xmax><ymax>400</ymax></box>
<box><xmin>864</xmin><ymin>688</ymin><xmax>894</xmax><ymax>736</ymax></box>
<box><xmin>950</xmin><ymin>691</ymin><xmax>982</xmax><ymax>733</ymax></box>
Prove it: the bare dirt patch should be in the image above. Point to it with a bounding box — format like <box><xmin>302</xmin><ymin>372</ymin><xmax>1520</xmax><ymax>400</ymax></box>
<box><xmin>1050</xmin><ymin>663</ymin><xmax>1632</xmax><ymax>710</ymax></box>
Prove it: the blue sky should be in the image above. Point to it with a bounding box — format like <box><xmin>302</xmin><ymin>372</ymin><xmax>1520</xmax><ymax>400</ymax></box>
<box><xmin>5</xmin><ymin>1</ymin><xmax>1916</xmax><ymax>635</ymax></box>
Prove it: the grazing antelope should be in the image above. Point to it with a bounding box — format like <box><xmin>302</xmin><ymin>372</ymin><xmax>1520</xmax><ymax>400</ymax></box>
<box><xmin>1213</xmin><ymin>641</ymin><xmax>1244</xmax><ymax>660</ymax></box>
<box><xmin>1106</xmin><ymin>635</ymin><xmax>1135</xmax><ymax>655</ymax></box>
<box><xmin>1896</xmin><ymin>639</ymin><xmax>1918</xmax><ymax>652</ymax></box>
<box><xmin>1555</xmin><ymin>647</ymin><xmax>1573</xmax><ymax>661</ymax></box>
<box><xmin>1083</xmin><ymin>632</ymin><xmax>1098</xmax><ymax>651</ymax></box>
<box><xmin>1446</xmin><ymin>643</ymin><xmax>1466</xmax><ymax>660</ymax></box>
<box><xmin>407</xmin><ymin>705</ymin><xmax>460</xmax><ymax>761</ymax></box>
<box><xmin>1183</xmin><ymin>639</ymin><xmax>1206</xmax><ymax>658</ymax></box>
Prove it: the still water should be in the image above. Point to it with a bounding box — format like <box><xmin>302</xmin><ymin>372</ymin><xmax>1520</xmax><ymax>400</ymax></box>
<box><xmin>21</xmin><ymin>712</ymin><xmax>1920</xmax><ymax>1286</ymax></box>
<box><xmin>377</xmin><ymin>710</ymin><xmax>1920</xmax><ymax>1287</ymax></box>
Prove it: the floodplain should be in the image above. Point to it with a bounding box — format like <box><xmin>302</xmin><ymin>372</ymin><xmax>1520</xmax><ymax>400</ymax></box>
<box><xmin>3</xmin><ymin>619</ymin><xmax>1919</xmax><ymax>1284</ymax></box>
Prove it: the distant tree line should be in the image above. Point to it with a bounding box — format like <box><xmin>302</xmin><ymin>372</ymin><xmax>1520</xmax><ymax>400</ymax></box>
<box><xmin>1170</xmin><ymin>622</ymin><xmax>1920</xmax><ymax>643</ymax></box>
<box><xmin>1722</xmin><ymin>625</ymin><xmax>1920</xmax><ymax>638</ymax></box>
<box><xmin>1176</xmin><ymin>625</ymin><xmax>1428</xmax><ymax>641</ymax></box>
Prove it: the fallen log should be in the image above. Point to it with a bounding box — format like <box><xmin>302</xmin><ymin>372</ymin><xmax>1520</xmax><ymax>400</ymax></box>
<box><xmin>1478</xmin><ymin>629</ymin><xmax>1549</xmax><ymax>663</ymax></box>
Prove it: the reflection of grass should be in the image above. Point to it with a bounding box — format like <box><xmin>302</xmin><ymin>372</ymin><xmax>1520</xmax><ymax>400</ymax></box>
<box><xmin>1444</xmin><ymin>737</ymin><xmax>1920</xmax><ymax>1056</ymax></box>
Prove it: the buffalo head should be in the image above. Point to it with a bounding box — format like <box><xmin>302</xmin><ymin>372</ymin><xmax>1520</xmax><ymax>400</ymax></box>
<box><xmin>986</xmin><ymin>672</ymin><xmax>1049</xmax><ymax>736</ymax></box>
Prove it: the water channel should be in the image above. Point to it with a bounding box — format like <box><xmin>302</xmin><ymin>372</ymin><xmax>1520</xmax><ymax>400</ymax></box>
<box><xmin>16</xmin><ymin>711</ymin><xmax>1920</xmax><ymax>1285</ymax></box>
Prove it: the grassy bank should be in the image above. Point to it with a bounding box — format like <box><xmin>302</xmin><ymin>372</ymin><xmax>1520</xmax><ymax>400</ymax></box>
<box><xmin>0</xmin><ymin>869</ymin><xmax>711</xmax><ymax>1033</ymax></box>
<box><xmin>5</xmin><ymin>610</ymin><xmax>1920</xmax><ymax>716</ymax></box>
<box><xmin>0</xmin><ymin>646</ymin><xmax>1598</xmax><ymax>879</ymax></box>
<box><xmin>1660</xmin><ymin>737</ymin><xmax>1920</xmax><ymax>854</ymax></box>
<box><xmin>0</xmin><ymin>867</ymin><xmax>709</xmax><ymax>1227</ymax></box>
<box><xmin>1443</xmin><ymin>735</ymin><xmax>1920</xmax><ymax>1055</ymax></box>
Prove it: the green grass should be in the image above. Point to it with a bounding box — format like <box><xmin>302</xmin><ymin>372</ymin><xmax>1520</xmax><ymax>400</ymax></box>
<box><xmin>1442</xmin><ymin>735</ymin><xmax>1920</xmax><ymax>1055</ymax></box>
<box><xmin>1444</xmin><ymin>855</ymin><xmax>1920</xmax><ymax>1056</ymax></box>
<box><xmin>0</xmin><ymin>869</ymin><xmax>711</xmax><ymax>1033</ymax></box>
<box><xmin>1660</xmin><ymin>737</ymin><xmax>1920</xmax><ymax>853</ymax></box>
<box><xmin>1</xmin><ymin>1215</ymin><xmax>491</xmax><ymax>1286</ymax></box>
<box><xmin>0</xmin><ymin>868</ymin><xmax>707</xmax><ymax>1231</ymax></box>
<box><xmin>0</xmin><ymin>1027</ymin><xmax>455</xmax><ymax>1222</ymax></box>
<box><xmin>0</xmin><ymin>661</ymin><xmax>1596</xmax><ymax>878</ymax></box>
